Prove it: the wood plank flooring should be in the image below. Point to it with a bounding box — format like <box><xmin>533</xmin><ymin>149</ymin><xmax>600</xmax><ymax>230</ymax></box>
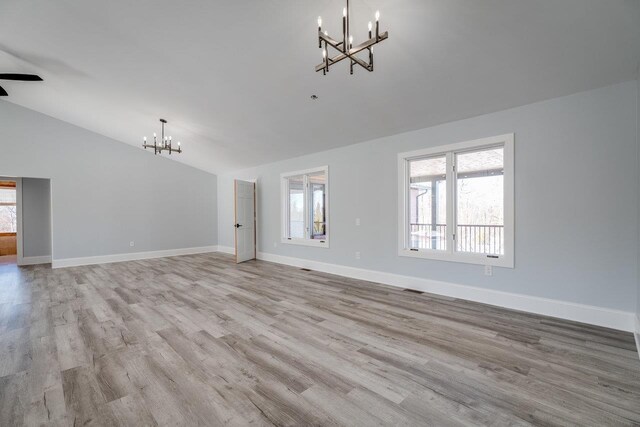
<box><xmin>1</xmin><ymin>253</ymin><xmax>639</xmax><ymax>426</ymax></box>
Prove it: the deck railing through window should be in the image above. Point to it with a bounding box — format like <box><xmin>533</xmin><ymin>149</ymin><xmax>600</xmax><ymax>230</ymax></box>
<box><xmin>409</xmin><ymin>223</ymin><xmax>504</xmax><ymax>255</ymax></box>
<box><xmin>409</xmin><ymin>223</ymin><xmax>447</xmax><ymax>251</ymax></box>
<box><xmin>291</xmin><ymin>220</ymin><xmax>327</xmax><ymax>239</ymax></box>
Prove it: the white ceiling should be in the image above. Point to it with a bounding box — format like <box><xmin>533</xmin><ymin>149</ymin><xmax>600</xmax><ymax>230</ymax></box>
<box><xmin>1</xmin><ymin>0</ymin><xmax>639</xmax><ymax>174</ymax></box>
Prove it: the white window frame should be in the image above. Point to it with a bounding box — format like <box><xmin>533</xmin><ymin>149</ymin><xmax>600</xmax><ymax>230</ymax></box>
<box><xmin>398</xmin><ymin>134</ymin><xmax>514</xmax><ymax>268</ymax></box>
<box><xmin>281</xmin><ymin>165</ymin><xmax>329</xmax><ymax>248</ymax></box>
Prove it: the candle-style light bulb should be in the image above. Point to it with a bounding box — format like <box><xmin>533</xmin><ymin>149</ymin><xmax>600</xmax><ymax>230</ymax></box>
<box><xmin>324</xmin><ymin>30</ymin><xmax>328</xmax><ymax>36</ymax></box>
<box><xmin>349</xmin><ymin>35</ymin><xmax>353</xmax><ymax>47</ymax></box>
<box><xmin>375</xmin><ymin>10</ymin><xmax>380</xmax><ymax>21</ymax></box>
<box><xmin>153</xmin><ymin>132</ymin><xmax>156</xmax><ymax>137</ymax></box>
<box><xmin>178</xmin><ymin>142</ymin><xmax>181</xmax><ymax>146</ymax></box>
<box><xmin>323</xmin><ymin>49</ymin><xmax>327</xmax><ymax>58</ymax></box>
<box><xmin>343</xmin><ymin>7</ymin><xmax>347</xmax><ymax>17</ymax></box>
<box><xmin>317</xmin><ymin>16</ymin><xmax>322</xmax><ymax>27</ymax></box>
<box><xmin>368</xmin><ymin>21</ymin><xmax>372</xmax><ymax>31</ymax></box>
<box><xmin>143</xmin><ymin>136</ymin><xmax>147</xmax><ymax>142</ymax></box>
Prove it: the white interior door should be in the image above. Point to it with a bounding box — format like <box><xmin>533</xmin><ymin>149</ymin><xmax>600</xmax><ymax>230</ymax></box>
<box><xmin>234</xmin><ymin>179</ymin><xmax>256</xmax><ymax>263</ymax></box>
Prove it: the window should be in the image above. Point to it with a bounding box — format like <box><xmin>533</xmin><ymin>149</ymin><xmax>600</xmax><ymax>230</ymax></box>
<box><xmin>281</xmin><ymin>166</ymin><xmax>329</xmax><ymax>247</ymax></box>
<box><xmin>0</xmin><ymin>182</ymin><xmax>17</xmax><ymax>233</ymax></box>
<box><xmin>398</xmin><ymin>134</ymin><xmax>514</xmax><ymax>267</ymax></box>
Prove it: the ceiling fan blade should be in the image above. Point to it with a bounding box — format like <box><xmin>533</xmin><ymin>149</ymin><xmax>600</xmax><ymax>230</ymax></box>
<box><xmin>0</xmin><ymin>73</ymin><xmax>43</xmax><ymax>81</ymax></box>
<box><xmin>0</xmin><ymin>85</ymin><xmax>7</xmax><ymax>96</ymax></box>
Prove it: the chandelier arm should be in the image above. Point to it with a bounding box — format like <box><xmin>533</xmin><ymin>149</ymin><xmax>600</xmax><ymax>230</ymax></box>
<box><xmin>316</xmin><ymin>54</ymin><xmax>371</xmax><ymax>73</ymax></box>
<box><xmin>319</xmin><ymin>33</ymin><xmax>343</xmax><ymax>50</ymax></box>
<box><xmin>315</xmin><ymin>31</ymin><xmax>387</xmax><ymax>72</ymax></box>
<box><xmin>319</xmin><ymin>31</ymin><xmax>387</xmax><ymax>57</ymax></box>
<box><xmin>350</xmin><ymin>32</ymin><xmax>388</xmax><ymax>54</ymax></box>
<box><xmin>316</xmin><ymin>56</ymin><xmax>347</xmax><ymax>72</ymax></box>
<box><xmin>351</xmin><ymin>56</ymin><xmax>370</xmax><ymax>71</ymax></box>
<box><xmin>316</xmin><ymin>49</ymin><xmax>376</xmax><ymax>72</ymax></box>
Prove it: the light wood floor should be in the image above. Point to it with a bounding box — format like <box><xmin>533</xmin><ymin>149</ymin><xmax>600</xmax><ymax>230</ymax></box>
<box><xmin>0</xmin><ymin>255</ymin><xmax>17</xmax><ymax>266</ymax></box>
<box><xmin>1</xmin><ymin>253</ymin><xmax>639</xmax><ymax>426</ymax></box>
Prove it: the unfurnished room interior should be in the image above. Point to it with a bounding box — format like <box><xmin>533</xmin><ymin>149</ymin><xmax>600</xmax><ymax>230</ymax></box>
<box><xmin>1</xmin><ymin>1</ymin><xmax>640</xmax><ymax>426</ymax></box>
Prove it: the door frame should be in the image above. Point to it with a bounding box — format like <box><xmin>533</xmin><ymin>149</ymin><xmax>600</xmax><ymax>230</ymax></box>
<box><xmin>234</xmin><ymin>178</ymin><xmax>257</xmax><ymax>263</ymax></box>
<box><xmin>0</xmin><ymin>177</ymin><xmax>21</xmax><ymax>263</ymax></box>
<box><xmin>0</xmin><ymin>176</ymin><xmax>54</xmax><ymax>266</ymax></box>
<box><xmin>16</xmin><ymin>178</ymin><xmax>23</xmax><ymax>265</ymax></box>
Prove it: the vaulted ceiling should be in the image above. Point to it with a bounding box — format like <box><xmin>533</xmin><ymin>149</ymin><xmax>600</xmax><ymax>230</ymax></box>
<box><xmin>1</xmin><ymin>0</ymin><xmax>639</xmax><ymax>173</ymax></box>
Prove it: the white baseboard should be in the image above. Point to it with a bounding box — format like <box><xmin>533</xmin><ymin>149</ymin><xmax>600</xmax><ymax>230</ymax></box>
<box><xmin>19</xmin><ymin>255</ymin><xmax>51</xmax><ymax>266</ymax></box>
<box><xmin>635</xmin><ymin>315</ymin><xmax>640</xmax><ymax>360</ymax></box>
<box><xmin>217</xmin><ymin>245</ymin><xmax>235</xmax><ymax>255</ymax></box>
<box><xmin>52</xmin><ymin>246</ymin><xmax>217</xmax><ymax>269</ymax></box>
<box><xmin>254</xmin><ymin>251</ymin><xmax>636</xmax><ymax>333</ymax></box>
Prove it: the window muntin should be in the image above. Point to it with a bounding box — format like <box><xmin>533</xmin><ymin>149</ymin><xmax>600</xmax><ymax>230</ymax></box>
<box><xmin>282</xmin><ymin>166</ymin><xmax>329</xmax><ymax>247</ymax></box>
<box><xmin>399</xmin><ymin>134</ymin><xmax>514</xmax><ymax>267</ymax></box>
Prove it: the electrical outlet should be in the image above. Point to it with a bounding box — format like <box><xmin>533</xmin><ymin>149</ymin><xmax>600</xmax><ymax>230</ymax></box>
<box><xmin>130</xmin><ymin>241</ymin><xmax>135</xmax><ymax>247</ymax></box>
<box><xmin>355</xmin><ymin>218</ymin><xmax>361</xmax><ymax>226</ymax></box>
<box><xmin>484</xmin><ymin>265</ymin><xmax>492</xmax><ymax>276</ymax></box>
<box><xmin>355</xmin><ymin>251</ymin><xmax>361</xmax><ymax>259</ymax></box>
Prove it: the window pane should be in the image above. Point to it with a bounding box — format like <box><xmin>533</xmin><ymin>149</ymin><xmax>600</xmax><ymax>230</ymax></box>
<box><xmin>408</xmin><ymin>155</ymin><xmax>447</xmax><ymax>250</ymax></box>
<box><xmin>0</xmin><ymin>206</ymin><xmax>17</xmax><ymax>233</ymax></box>
<box><xmin>309</xmin><ymin>171</ymin><xmax>326</xmax><ymax>240</ymax></box>
<box><xmin>0</xmin><ymin>188</ymin><xmax>16</xmax><ymax>204</ymax></box>
<box><xmin>287</xmin><ymin>175</ymin><xmax>305</xmax><ymax>238</ymax></box>
<box><xmin>456</xmin><ymin>147</ymin><xmax>504</xmax><ymax>255</ymax></box>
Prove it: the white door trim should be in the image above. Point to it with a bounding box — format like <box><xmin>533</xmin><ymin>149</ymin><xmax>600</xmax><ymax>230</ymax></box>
<box><xmin>16</xmin><ymin>178</ymin><xmax>23</xmax><ymax>265</ymax></box>
<box><xmin>234</xmin><ymin>179</ymin><xmax>257</xmax><ymax>263</ymax></box>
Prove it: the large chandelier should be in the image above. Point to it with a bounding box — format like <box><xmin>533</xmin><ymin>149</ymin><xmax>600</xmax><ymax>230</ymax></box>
<box><xmin>316</xmin><ymin>0</ymin><xmax>388</xmax><ymax>75</ymax></box>
<box><xmin>142</xmin><ymin>119</ymin><xmax>183</xmax><ymax>155</ymax></box>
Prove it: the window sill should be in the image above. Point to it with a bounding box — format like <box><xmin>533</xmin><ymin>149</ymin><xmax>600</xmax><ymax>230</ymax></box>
<box><xmin>399</xmin><ymin>248</ymin><xmax>514</xmax><ymax>268</ymax></box>
<box><xmin>281</xmin><ymin>238</ymin><xmax>330</xmax><ymax>248</ymax></box>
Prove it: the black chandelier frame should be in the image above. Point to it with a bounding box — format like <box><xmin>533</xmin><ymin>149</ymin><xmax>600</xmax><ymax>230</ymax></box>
<box><xmin>316</xmin><ymin>0</ymin><xmax>388</xmax><ymax>75</ymax></box>
<box><xmin>142</xmin><ymin>119</ymin><xmax>182</xmax><ymax>155</ymax></box>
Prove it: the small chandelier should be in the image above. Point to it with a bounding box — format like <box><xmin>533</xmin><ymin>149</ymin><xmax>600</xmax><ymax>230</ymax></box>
<box><xmin>142</xmin><ymin>119</ymin><xmax>183</xmax><ymax>155</ymax></box>
<box><xmin>316</xmin><ymin>0</ymin><xmax>388</xmax><ymax>75</ymax></box>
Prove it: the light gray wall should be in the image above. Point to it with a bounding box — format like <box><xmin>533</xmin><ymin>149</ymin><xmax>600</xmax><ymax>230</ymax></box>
<box><xmin>637</xmin><ymin>73</ymin><xmax>640</xmax><ymax>325</ymax></box>
<box><xmin>21</xmin><ymin>178</ymin><xmax>51</xmax><ymax>258</ymax></box>
<box><xmin>219</xmin><ymin>81</ymin><xmax>638</xmax><ymax>313</ymax></box>
<box><xmin>0</xmin><ymin>100</ymin><xmax>217</xmax><ymax>260</ymax></box>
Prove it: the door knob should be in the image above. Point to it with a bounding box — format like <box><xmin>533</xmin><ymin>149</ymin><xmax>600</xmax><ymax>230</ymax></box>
<box><xmin>234</xmin><ymin>223</ymin><xmax>242</xmax><ymax>228</ymax></box>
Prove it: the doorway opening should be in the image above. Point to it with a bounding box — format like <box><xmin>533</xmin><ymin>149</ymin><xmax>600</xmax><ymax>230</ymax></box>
<box><xmin>0</xmin><ymin>180</ymin><xmax>17</xmax><ymax>265</ymax></box>
<box><xmin>0</xmin><ymin>176</ymin><xmax>52</xmax><ymax>268</ymax></box>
